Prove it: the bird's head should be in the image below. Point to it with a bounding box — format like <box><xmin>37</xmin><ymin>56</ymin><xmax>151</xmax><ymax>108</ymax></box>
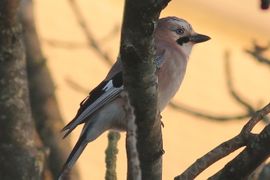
<box><xmin>156</xmin><ymin>16</ymin><xmax>210</xmax><ymax>57</ymax></box>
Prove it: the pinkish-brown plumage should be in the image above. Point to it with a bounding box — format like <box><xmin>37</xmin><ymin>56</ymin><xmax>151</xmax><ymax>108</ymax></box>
<box><xmin>59</xmin><ymin>16</ymin><xmax>210</xmax><ymax>179</ymax></box>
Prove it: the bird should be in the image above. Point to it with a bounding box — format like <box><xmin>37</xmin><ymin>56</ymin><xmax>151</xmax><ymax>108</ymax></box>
<box><xmin>58</xmin><ymin>16</ymin><xmax>210</xmax><ymax>179</ymax></box>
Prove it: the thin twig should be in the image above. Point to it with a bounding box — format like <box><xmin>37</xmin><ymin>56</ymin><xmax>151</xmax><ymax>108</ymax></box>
<box><xmin>123</xmin><ymin>92</ymin><xmax>142</xmax><ymax>180</ymax></box>
<box><xmin>99</xmin><ymin>25</ymin><xmax>120</xmax><ymax>42</ymax></box>
<box><xmin>169</xmin><ymin>102</ymin><xmax>249</xmax><ymax>121</ymax></box>
<box><xmin>224</xmin><ymin>51</ymin><xmax>255</xmax><ymax>114</ymax></box>
<box><xmin>225</xmin><ymin>50</ymin><xmax>269</xmax><ymax>123</ymax></box>
<box><xmin>105</xmin><ymin>131</ymin><xmax>121</xmax><ymax>180</ymax></box>
<box><xmin>169</xmin><ymin>51</ymin><xmax>256</xmax><ymax>122</ymax></box>
<box><xmin>65</xmin><ymin>77</ymin><xmax>89</xmax><ymax>94</ymax></box>
<box><xmin>210</xmin><ymin>116</ymin><xmax>270</xmax><ymax>179</ymax></box>
<box><xmin>43</xmin><ymin>25</ymin><xmax>119</xmax><ymax>50</ymax></box>
<box><xmin>174</xmin><ymin>102</ymin><xmax>270</xmax><ymax>180</ymax></box>
<box><xmin>67</xmin><ymin>0</ymin><xmax>114</xmax><ymax>66</ymax></box>
<box><xmin>245</xmin><ymin>50</ymin><xmax>270</xmax><ymax>66</ymax></box>
<box><xmin>44</xmin><ymin>39</ymin><xmax>87</xmax><ymax>49</ymax></box>
<box><xmin>245</xmin><ymin>42</ymin><xmax>270</xmax><ymax>66</ymax></box>
<box><xmin>174</xmin><ymin>135</ymin><xmax>245</xmax><ymax>180</ymax></box>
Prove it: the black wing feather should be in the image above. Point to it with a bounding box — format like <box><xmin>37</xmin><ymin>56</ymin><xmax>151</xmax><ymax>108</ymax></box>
<box><xmin>62</xmin><ymin>72</ymin><xmax>123</xmax><ymax>135</ymax></box>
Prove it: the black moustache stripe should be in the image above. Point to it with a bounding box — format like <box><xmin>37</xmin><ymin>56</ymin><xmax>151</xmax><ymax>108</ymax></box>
<box><xmin>176</xmin><ymin>36</ymin><xmax>190</xmax><ymax>45</ymax></box>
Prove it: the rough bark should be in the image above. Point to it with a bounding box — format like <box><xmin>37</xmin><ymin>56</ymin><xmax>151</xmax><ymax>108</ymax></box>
<box><xmin>0</xmin><ymin>0</ymin><xmax>44</xmax><ymax>179</ymax></box>
<box><xmin>119</xmin><ymin>1</ymin><xmax>170</xmax><ymax>179</ymax></box>
<box><xmin>209</xmin><ymin>124</ymin><xmax>270</xmax><ymax>180</ymax></box>
<box><xmin>105</xmin><ymin>131</ymin><xmax>121</xmax><ymax>180</ymax></box>
<box><xmin>19</xmin><ymin>0</ymin><xmax>79</xmax><ymax>179</ymax></box>
<box><xmin>174</xmin><ymin>103</ymin><xmax>270</xmax><ymax>180</ymax></box>
<box><xmin>258</xmin><ymin>163</ymin><xmax>270</xmax><ymax>180</ymax></box>
<box><xmin>123</xmin><ymin>92</ymin><xmax>141</xmax><ymax>180</ymax></box>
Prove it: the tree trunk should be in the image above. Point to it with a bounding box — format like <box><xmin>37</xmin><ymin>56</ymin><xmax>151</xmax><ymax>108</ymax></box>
<box><xmin>0</xmin><ymin>0</ymin><xmax>44</xmax><ymax>179</ymax></box>
<box><xmin>19</xmin><ymin>0</ymin><xmax>80</xmax><ymax>179</ymax></box>
<box><xmin>120</xmin><ymin>0</ymin><xmax>170</xmax><ymax>179</ymax></box>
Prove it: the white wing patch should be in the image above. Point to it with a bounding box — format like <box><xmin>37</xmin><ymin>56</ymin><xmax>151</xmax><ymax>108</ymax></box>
<box><xmin>75</xmin><ymin>85</ymin><xmax>123</xmax><ymax>123</ymax></box>
<box><xmin>102</xmin><ymin>80</ymin><xmax>114</xmax><ymax>91</ymax></box>
<box><xmin>62</xmin><ymin>80</ymin><xmax>123</xmax><ymax>137</ymax></box>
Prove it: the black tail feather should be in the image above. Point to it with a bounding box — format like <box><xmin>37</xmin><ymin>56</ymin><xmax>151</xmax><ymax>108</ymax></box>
<box><xmin>58</xmin><ymin>132</ymin><xmax>88</xmax><ymax>180</ymax></box>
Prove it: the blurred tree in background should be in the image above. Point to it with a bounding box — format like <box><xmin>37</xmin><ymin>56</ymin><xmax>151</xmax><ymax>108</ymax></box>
<box><xmin>0</xmin><ymin>0</ymin><xmax>78</xmax><ymax>179</ymax></box>
<box><xmin>0</xmin><ymin>0</ymin><xmax>269</xmax><ymax>180</ymax></box>
<box><xmin>0</xmin><ymin>0</ymin><xmax>43</xmax><ymax>179</ymax></box>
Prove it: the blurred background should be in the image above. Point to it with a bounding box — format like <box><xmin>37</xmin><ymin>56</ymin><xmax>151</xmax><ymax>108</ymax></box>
<box><xmin>33</xmin><ymin>0</ymin><xmax>270</xmax><ymax>179</ymax></box>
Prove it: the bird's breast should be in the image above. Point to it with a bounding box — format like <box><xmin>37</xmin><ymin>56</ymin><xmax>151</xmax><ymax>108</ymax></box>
<box><xmin>157</xmin><ymin>53</ymin><xmax>188</xmax><ymax>110</ymax></box>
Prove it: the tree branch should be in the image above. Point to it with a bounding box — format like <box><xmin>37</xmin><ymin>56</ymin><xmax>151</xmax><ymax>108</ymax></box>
<box><xmin>169</xmin><ymin>102</ymin><xmax>249</xmax><ymax>121</ymax></box>
<box><xmin>210</xmin><ymin>126</ymin><xmax>270</xmax><ymax>179</ymax></box>
<box><xmin>168</xmin><ymin>51</ymin><xmax>256</xmax><ymax>122</ymax></box>
<box><xmin>105</xmin><ymin>131</ymin><xmax>120</xmax><ymax>180</ymax></box>
<box><xmin>174</xmin><ymin>102</ymin><xmax>270</xmax><ymax>180</ymax></box>
<box><xmin>245</xmin><ymin>42</ymin><xmax>270</xmax><ymax>67</ymax></box>
<box><xmin>120</xmin><ymin>0</ymin><xmax>170</xmax><ymax>179</ymax></box>
<box><xmin>224</xmin><ymin>52</ymin><xmax>255</xmax><ymax>114</ymax></box>
<box><xmin>43</xmin><ymin>25</ymin><xmax>119</xmax><ymax>50</ymax></box>
<box><xmin>123</xmin><ymin>92</ymin><xmax>142</xmax><ymax>180</ymax></box>
<box><xmin>44</xmin><ymin>39</ymin><xmax>87</xmax><ymax>49</ymax></box>
<box><xmin>67</xmin><ymin>0</ymin><xmax>114</xmax><ymax>66</ymax></box>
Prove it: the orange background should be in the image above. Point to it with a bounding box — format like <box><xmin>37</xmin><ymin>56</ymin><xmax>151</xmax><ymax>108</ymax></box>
<box><xmin>34</xmin><ymin>0</ymin><xmax>270</xmax><ymax>179</ymax></box>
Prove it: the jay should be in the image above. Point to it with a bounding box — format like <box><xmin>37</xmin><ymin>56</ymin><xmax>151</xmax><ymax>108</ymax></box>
<box><xmin>59</xmin><ymin>16</ymin><xmax>210</xmax><ymax>178</ymax></box>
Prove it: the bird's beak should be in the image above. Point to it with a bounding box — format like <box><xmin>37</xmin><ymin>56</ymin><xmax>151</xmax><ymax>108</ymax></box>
<box><xmin>189</xmin><ymin>33</ymin><xmax>211</xmax><ymax>44</ymax></box>
<box><xmin>177</xmin><ymin>33</ymin><xmax>211</xmax><ymax>45</ymax></box>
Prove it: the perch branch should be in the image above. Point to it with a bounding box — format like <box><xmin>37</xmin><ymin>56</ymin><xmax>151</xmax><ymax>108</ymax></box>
<box><xmin>209</xmin><ymin>104</ymin><xmax>270</xmax><ymax>179</ymax></box>
<box><xmin>120</xmin><ymin>0</ymin><xmax>170</xmax><ymax>179</ymax></box>
<box><xmin>174</xmin><ymin>102</ymin><xmax>270</xmax><ymax>180</ymax></box>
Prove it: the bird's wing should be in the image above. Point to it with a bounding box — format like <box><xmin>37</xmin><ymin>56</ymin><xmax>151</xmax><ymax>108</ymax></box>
<box><xmin>62</xmin><ymin>70</ymin><xmax>124</xmax><ymax>138</ymax></box>
<box><xmin>62</xmin><ymin>51</ymin><xmax>166</xmax><ymax>138</ymax></box>
<box><xmin>155</xmin><ymin>49</ymin><xmax>166</xmax><ymax>69</ymax></box>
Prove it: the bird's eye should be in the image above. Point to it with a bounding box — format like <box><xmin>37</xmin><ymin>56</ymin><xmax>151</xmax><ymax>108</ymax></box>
<box><xmin>175</xmin><ymin>28</ymin><xmax>185</xmax><ymax>35</ymax></box>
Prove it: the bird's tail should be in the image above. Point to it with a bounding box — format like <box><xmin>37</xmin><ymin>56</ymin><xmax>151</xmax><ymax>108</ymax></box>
<box><xmin>58</xmin><ymin>127</ymin><xmax>89</xmax><ymax>180</ymax></box>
